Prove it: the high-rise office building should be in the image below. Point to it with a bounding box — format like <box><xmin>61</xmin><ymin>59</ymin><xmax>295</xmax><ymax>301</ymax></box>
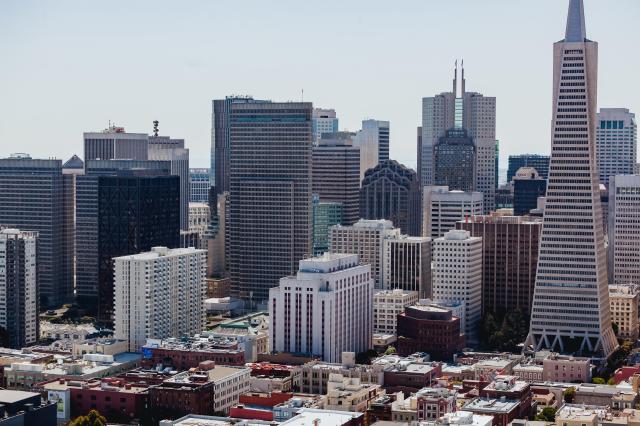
<box><xmin>383</xmin><ymin>236</ymin><xmax>431</xmax><ymax>298</ymax></box>
<box><xmin>62</xmin><ymin>155</ymin><xmax>84</xmax><ymax>305</ymax></box>
<box><xmin>188</xmin><ymin>202</ymin><xmax>210</xmax><ymax>250</ymax></box>
<box><xmin>312</xmin><ymin>108</ymin><xmax>339</xmax><ymax>145</ymax></box>
<box><xmin>432</xmin><ymin>229</ymin><xmax>483</xmax><ymax>343</ymax></box>
<box><xmin>607</xmin><ymin>174</ymin><xmax>640</xmax><ymax>285</ymax></box>
<box><xmin>420</xmin><ymin>63</ymin><xmax>496</xmax><ymax>208</ymax></box>
<box><xmin>456</xmin><ymin>213</ymin><xmax>542</xmax><ymax>315</ymax></box>
<box><xmin>76</xmin><ymin>160</ymin><xmax>180</xmax><ymax>321</ymax></box>
<box><xmin>0</xmin><ymin>229</ymin><xmax>38</xmax><ymax>349</ymax></box>
<box><xmin>312</xmin><ymin>197</ymin><xmax>343</xmax><ymax>256</ymax></box>
<box><xmin>228</xmin><ymin>101</ymin><xmax>313</xmax><ymax>302</ymax></box>
<box><xmin>268</xmin><ymin>253</ymin><xmax>373</xmax><ymax>362</ymax></box>
<box><xmin>360</xmin><ymin>160</ymin><xmax>421</xmax><ymax>236</ymax></box>
<box><xmin>434</xmin><ymin>128</ymin><xmax>476</xmax><ymax>192</ymax></box>
<box><xmin>507</xmin><ymin>155</ymin><xmax>550</xmax><ymax>182</ymax></box>
<box><xmin>353</xmin><ymin>119</ymin><xmax>390</xmax><ymax>180</ymax></box>
<box><xmin>596</xmin><ymin>108</ymin><xmax>637</xmax><ymax>186</ymax></box>
<box><xmin>84</xmin><ymin>126</ymin><xmax>148</xmax><ymax>161</ymax></box>
<box><xmin>525</xmin><ymin>0</ymin><xmax>617</xmax><ymax>358</ymax></box>
<box><xmin>114</xmin><ymin>246</ymin><xmax>206</xmax><ymax>352</ymax></box>
<box><xmin>312</xmin><ymin>132</ymin><xmax>361</xmax><ymax>225</ymax></box>
<box><xmin>148</xmin><ymin>135</ymin><xmax>190</xmax><ymax>230</ymax></box>
<box><xmin>373</xmin><ymin>289</ymin><xmax>419</xmax><ymax>335</ymax></box>
<box><xmin>513</xmin><ymin>167</ymin><xmax>547</xmax><ymax>215</ymax></box>
<box><xmin>422</xmin><ymin>186</ymin><xmax>483</xmax><ymax>239</ymax></box>
<box><xmin>0</xmin><ymin>155</ymin><xmax>68</xmax><ymax>307</ymax></box>
<box><xmin>329</xmin><ymin>219</ymin><xmax>400</xmax><ymax>288</ymax></box>
<box><xmin>207</xmin><ymin>192</ymin><xmax>227</xmax><ymax>278</ymax></box>
<box><xmin>189</xmin><ymin>168</ymin><xmax>211</xmax><ymax>203</ymax></box>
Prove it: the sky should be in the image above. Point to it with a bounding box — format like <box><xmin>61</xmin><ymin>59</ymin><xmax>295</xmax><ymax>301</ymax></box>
<box><xmin>1</xmin><ymin>0</ymin><xmax>639</xmax><ymax>172</ymax></box>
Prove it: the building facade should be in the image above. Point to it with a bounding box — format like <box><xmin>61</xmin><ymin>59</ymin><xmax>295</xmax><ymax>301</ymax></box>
<box><xmin>360</xmin><ymin>160</ymin><xmax>421</xmax><ymax>236</ymax></box>
<box><xmin>0</xmin><ymin>229</ymin><xmax>38</xmax><ymax>349</ymax></box>
<box><xmin>608</xmin><ymin>284</ymin><xmax>639</xmax><ymax>341</ymax></box>
<box><xmin>312</xmin><ymin>108</ymin><xmax>339</xmax><ymax>145</ymax></box>
<box><xmin>507</xmin><ymin>154</ymin><xmax>550</xmax><ymax>182</ymax></box>
<box><xmin>456</xmin><ymin>214</ymin><xmax>542</xmax><ymax>315</ymax></box>
<box><xmin>525</xmin><ymin>0</ymin><xmax>618</xmax><ymax>358</ymax></box>
<box><xmin>353</xmin><ymin>119</ymin><xmax>390</xmax><ymax>180</ymax></box>
<box><xmin>312</xmin><ymin>132</ymin><xmax>361</xmax><ymax>225</ymax></box>
<box><xmin>383</xmin><ymin>236</ymin><xmax>431</xmax><ymax>298</ymax></box>
<box><xmin>373</xmin><ymin>289</ymin><xmax>419</xmax><ymax>335</ymax></box>
<box><xmin>596</xmin><ymin>108</ymin><xmax>637</xmax><ymax>186</ymax></box>
<box><xmin>513</xmin><ymin>167</ymin><xmax>547</xmax><ymax>216</ymax></box>
<box><xmin>312</xmin><ymin>198</ymin><xmax>343</xmax><ymax>256</ymax></box>
<box><xmin>83</xmin><ymin>127</ymin><xmax>148</xmax><ymax>162</ymax></box>
<box><xmin>188</xmin><ymin>202</ymin><xmax>210</xmax><ymax>249</ymax></box>
<box><xmin>433</xmin><ymin>128</ymin><xmax>476</xmax><ymax>192</ymax></box>
<box><xmin>189</xmin><ymin>168</ymin><xmax>210</xmax><ymax>203</ymax></box>
<box><xmin>269</xmin><ymin>254</ymin><xmax>373</xmax><ymax>363</ymax></box>
<box><xmin>423</xmin><ymin>186</ymin><xmax>483</xmax><ymax>239</ymax></box>
<box><xmin>114</xmin><ymin>247</ymin><xmax>207</xmax><ymax>352</ymax></box>
<box><xmin>608</xmin><ymin>175</ymin><xmax>640</xmax><ymax>285</ymax></box>
<box><xmin>432</xmin><ymin>230</ymin><xmax>483</xmax><ymax>343</ymax></box>
<box><xmin>228</xmin><ymin>101</ymin><xmax>313</xmax><ymax>303</ymax></box>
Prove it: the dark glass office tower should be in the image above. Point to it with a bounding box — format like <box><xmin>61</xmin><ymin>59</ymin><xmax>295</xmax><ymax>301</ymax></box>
<box><xmin>513</xmin><ymin>167</ymin><xmax>547</xmax><ymax>215</ymax></box>
<box><xmin>433</xmin><ymin>128</ymin><xmax>476</xmax><ymax>192</ymax></box>
<box><xmin>507</xmin><ymin>154</ymin><xmax>550</xmax><ymax>182</ymax></box>
<box><xmin>0</xmin><ymin>156</ymin><xmax>69</xmax><ymax>308</ymax></box>
<box><xmin>228</xmin><ymin>101</ymin><xmax>313</xmax><ymax>303</ymax></box>
<box><xmin>360</xmin><ymin>160</ymin><xmax>421</xmax><ymax>236</ymax></box>
<box><xmin>76</xmin><ymin>160</ymin><xmax>179</xmax><ymax>322</ymax></box>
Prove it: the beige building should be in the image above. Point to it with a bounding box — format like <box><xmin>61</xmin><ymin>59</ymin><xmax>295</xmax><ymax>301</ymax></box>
<box><xmin>556</xmin><ymin>405</ymin><xmax>598</xmax><ymax>426</ymax></box>
<box><xmin>609</xmin><ymin>284</ymin><xmax>639</xmax><ymax>341</ymax></box>
<box><xmin>543</xmin><ymin>353</ymin><xmax>592</xmax><ymax>383</ymax></box>
<box><xmin>373</xmin><ymin>289</ymin><xmax>419</xmax><ymax>335</ymax></box>
<box><xmin>324</xmin><ymin>373</ymin><xmax>384</xmax><ymax>413</ymax></box>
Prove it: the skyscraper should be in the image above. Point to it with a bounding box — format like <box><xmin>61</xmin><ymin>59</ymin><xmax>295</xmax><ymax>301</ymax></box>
<box><xmin>383</xmin><ymin>236</ymin><xmax>432</xmax><ymax>298</ymax></box>
<box><xmin>353</xmin><ymin>119</ymin><xmax>390</xmax><ymax>180</ymax></box>
<box><xmin>312</xmin><ymin>132</ymin><xmax>361</xmax><ymax>225</ymax></box>
<box><xmin>422</xmin><ymin>186</ymin><xmax>484</xmax><ymax>239</ymax></box>
<box><xmin>84</xmin><ymin>126</ymin><xmax>148</xmax><ymax>161</ymax></box>
<box><xmin>360</xmin><ymin>160</ymin><xmax>421</xmax><ymax>236</ymax></box>
<box><xmin>607</xmin><ymin>175</ymin><xmax>640</xmax><ymax>286</ymax></box>
<box><xmin>507</xmin><ymin>154</ymin><xmax>550</xmax><ymax>182</ymax></box>
<box><xmin>596</xmin><ymin>108</ymin><xmax>637</xmax><ymax>186</ymax></box>
<box><xmin>525</xmin><ymin>0</ymin><xmax>617</xmax><ymax>358</ymax></box>
<box><xmin>228</xmin><ymin>101</ymin><xmax>313</xmax><ymax>302</ymax></box>
<box><xmin>513</xmin><ymin>167</ymin><xmax>547</xmax><ymax>215</ymax></box>
<box><xmin>433</xmin><ymin>128</ymin><xmax>476</xmax><ymax>192</ymax></box>
<box><xmin>312</xmin><ymin>197</ymin><xmax>343</xmax><ymax>256</ymax></box>
<box><xmin>312</xmin><ymin>108</ymin><xmax>339</xmax><ymax>145</ymax></box>
<box><xmin>189</xmin><ymin>168</ymin><xmax>211</xmax><ymax>203</ymax></box>
<box><xmin>0</xmin><ymin>229</ymin><xmax>38</xmax><ymax>349</ymax></box>
<box><xmin>0</xmin><ymin>156</ymin><xmax>68</xmax><ymax>307</ymax></box>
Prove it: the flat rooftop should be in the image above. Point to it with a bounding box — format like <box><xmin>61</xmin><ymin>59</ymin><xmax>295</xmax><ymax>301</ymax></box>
<box><xmin>281</xmin><ymin>408</ymin><xmax>362</xmax><ymax>426</ymax></box>
<box><xmin>0</xmin><ymin>390</ymin><xmax>40</xmax><ymax>404</ymax></box>
<box><xmin>463</xmin><ymin>398</ymin><xmax>519</xmax><ymax>413</ymax></box>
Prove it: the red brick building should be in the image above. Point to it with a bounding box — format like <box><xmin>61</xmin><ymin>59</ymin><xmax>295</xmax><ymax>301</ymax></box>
<box><xmin>396</xmin><ymin>305</ymin><xmax>464</xmax><ymax>361</ymax></box>
<box><xmin>142</xmin><ymin>341</ymin><xmax>245</xmax><ymax>370</ymax></box>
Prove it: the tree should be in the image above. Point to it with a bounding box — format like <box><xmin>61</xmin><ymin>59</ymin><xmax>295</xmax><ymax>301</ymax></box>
<box><xmin>563</xmin><ymin>387</ymin><xmax>576</xmax><ymax>403</ymax></box>
<box><xmin>592</xmin><ymin>377</ymin><xmax>605</xmax><ymax>384</ymax></box>
<box><xmin>534</xmin><ymin>407</ymin><xmax>557</xmax><ymax>422</ymax></box>
<box><xmin>67</xmin><ymin>410</ymin><xmax>107</xmax><ymax>426</ymax></box>
<box><xmin>384</xmin><ymin>346</ymin><xmax>397</xmax><ymax>355</ymax></box>
<box><xmin>607</xmin><ymin>377</ymin><xmax>616</xmax><ymax>385</ymax></box>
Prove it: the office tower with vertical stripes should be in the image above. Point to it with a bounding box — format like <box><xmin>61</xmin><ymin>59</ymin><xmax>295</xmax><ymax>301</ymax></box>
<box><xmin>596</xmin><ymin>108</ymin><xmax>637</xmax><ymax>186</ymax></box>
<box><xmin>525</xmin><ymin>0</ymin><xmax>617</xmax><ymax>358</ymax></box>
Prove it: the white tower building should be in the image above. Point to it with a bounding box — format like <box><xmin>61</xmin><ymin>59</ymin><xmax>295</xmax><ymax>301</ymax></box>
<box><xmin>114</xmin><ymin>246</ymin><xmax>207</xmax><ymax>352</ymax></box>
<box><xmin>596</xmin><ymin>108</ymin><xmax>637</xmax><ymax>186</ymax></box>
<box><xmin>423</xmin><ymin>186</ymin><xmax>484</xmax><ymax>239</ymax></box>
<box><xmin>269</xmin><ymin>253</ymin><xmax>373</xmax><ymax>363</ymax></box>
<box><xmin>525</xmin><ymin>0</ymin><xmax>617</xmax><ymax>358</ymax></box>
<box><xmin>608</xmin><ymin>175</ymin><xmax>640</xmax><ymax>285</ymax></box>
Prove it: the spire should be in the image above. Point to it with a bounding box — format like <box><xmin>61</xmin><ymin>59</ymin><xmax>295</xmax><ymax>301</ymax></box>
<box><xmin>565</xmin><ymin>0</ymin><xmax>586</xmax><ymax>42</ymax></box>
<box><xmin>453</xmin><ymin>59</ymin><xmax>458</xmax><ymax>94</ymax></box>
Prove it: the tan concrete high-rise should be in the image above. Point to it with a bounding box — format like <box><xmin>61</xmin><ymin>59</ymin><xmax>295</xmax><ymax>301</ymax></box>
<box><xmin>525</xmin><ymin>0</ymin><xmax>617</xmax><ymax>358</ymax></box>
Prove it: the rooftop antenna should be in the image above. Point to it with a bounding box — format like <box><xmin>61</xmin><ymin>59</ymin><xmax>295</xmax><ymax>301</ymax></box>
<box><xmin>153</xmin><ymin>120</ymin><xmax>159</xmax><ymax>137</ymax></box>
<box><xmin>301</xmin><ymin>89</ymin><xmax>304</xmax><ymax>102</ymax></box>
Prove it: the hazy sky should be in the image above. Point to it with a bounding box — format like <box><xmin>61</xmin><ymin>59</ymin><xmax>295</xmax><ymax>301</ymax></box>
<box><xmin>1</xmin><ymin>0</ymin><xmax>638</xmax><ymax>171</ymax></box>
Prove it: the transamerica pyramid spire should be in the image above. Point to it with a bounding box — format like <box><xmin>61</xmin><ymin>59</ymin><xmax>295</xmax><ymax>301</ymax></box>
<box><xmin>565</xmin><ymin>0</ymin><xmax>586</xmax><ymax>42</ymax></box>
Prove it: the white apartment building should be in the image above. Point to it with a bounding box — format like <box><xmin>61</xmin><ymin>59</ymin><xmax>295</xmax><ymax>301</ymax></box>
<box><xmin>383</xmin><ymin>236</ymin><xmax>431</xmax><ymax>297</ymax></box>
<box><xmin>432</xmin><ymin>230</ymin><xmax>482</xmax><ymax>343</ymax></box>
<box><xmin>596</xmin><ymin>108</ymin><xmax>637</xmax><ymax>186</ymax></box>
<box><xmin>373</xmin><ymin>289</ymin><xmax>419</xmax><ymax>335</ymax></box>
<box><xmin>353</xmin><ymin>119</ymin><xmax>390</xmax><ymax>180</ymax></box>
<box><xmin>609</xmin><ymin>284</ymin><xmax>639</xmax><ymax>341</ymax></box>
<box><xmin>269</xmin><ymin>253</ymin><xmax>373</xmax><ymax>363</ymax></box>
<box><xmin>0</xmin><ymin>229</ymin><xmax>38</xmax><ymax>349</ymax></box>
<box><xmin>423</xmin><ymin>186</ymin><xmax>483</xmax><ymax>239</ymax></box>
<box><xmin>114</xmin><ymin>246</ymin><xmax>207</xmax><ymax>352</ymax></box>
<box><xmin>330</xmin><ymin>219</ymin><xmax>400</xmax><ymax>288</ymax></box>
<box><xmin>608</xmin><ymin>175</ymin><xmax>640</xmax><ymax>286</ymax></box>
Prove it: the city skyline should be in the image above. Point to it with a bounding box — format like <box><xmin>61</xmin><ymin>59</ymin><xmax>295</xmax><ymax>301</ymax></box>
<box><xmin>1</xmin><ymin>1</ymin><xmax>639</xmax><ymax>171</ymax></box>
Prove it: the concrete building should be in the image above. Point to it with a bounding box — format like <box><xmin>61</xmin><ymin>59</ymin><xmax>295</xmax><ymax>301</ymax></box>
<box><xmin>507</xmin><ymin>154</ymin><xmax>550</xmax><ymax>182</ymax></box>
<box><xmin>269</xmin><ymin>254</ymin><xmax>373</xmax><ymax>363</ymax></box>
<box><xmin>373</xmin><ymin>289</ymin><xmax>419</xmax><ymax>335</ymax></box>
<box><xmin>0</xmin><ymin>390</ymin><xmax>56</xmax><ymax>426</ymax></box>
<box><xmin>383</xmin><ymin>236</ymin><xmax>431</xmax><ymax>297</ymax></box>
<box><xmin>189</xmin><ymin>202</ymin><xmax>210</xmax><ymax>249</ymax></box>
<box><xmin>228</xmin><ymin>101</ymin><xmax>313</xmax><ymax>303</ymax></box>
<box><xmin>207</xmin><ymin>192</ymin><xmax>227</xmax><ymax>278</ymax></box>
<box><xmin>608</xmin><ymin>175</ymin><xmax>640</xmax><ymax>285</ymax></box>
<box><xmin>329</xmin><ymin>219</ymin><xmax>400</xmax><ymax>288</ymax></box>
<box><xmin>0</xmin><ymin>229</ymin><xmax>38</xmax><ymax>349</ymax></box>
<box><xmin>513</xmin><ymin>167</ymin><xmax>546</xmax><ymax>216</ymax></box>
<box><xmin>189</xmin><ymin>168</ymin><xmax>210</xmax><ymax>203</ymax></box>
<box><xmin>353</xmin><ymin>119</ymin><xmax>390</xmax><ymax>180</ymax></box>
<box><xmin>416</xmin><ymin>387</ymin><xmax>457</xmax><ymax>421</ymax></box>
<box><xmin>312</xmin><ymin>132</ymin><xmax>361</xmax><ymax>225</ymax></box>
<box><xmin>542</xmin><ymin>353</ymin><xmax>592</xmax><ymax>383</ymax></box>
<box><xmin>141</xmin><ymin>338</ymin><xmax>245</xmax><ymax>369</ymax></box>
<box><xmin>148</xmin><ymin>135</ymin><xmax>190</xmax><ymax>230</ymax></box>
<box><xmin>422</xmin><ymin>411</ymin><xmax>493</xmax><ymax>426</ymax></box>
<box><xmin>596</xmin><ymin>108</ymin><xmax>637</xmax><ymax>186</ymax></box>
<box><xmin>325</xmin><ymin>374</ymin><xmax>384</xmax><ymax>413</ymax></box>
<box><xmin>423</xmin><ymin>186</ymin><xmax>483</xmax><ymax>239</ymax></box>
<box><xmin>62</xmin><ymin>155</ymin><xmax>84</xmax><ymax>306</ymax></box>
<box><xmin>608</xmin><ymin>284</ymin><xmax>639</xmax><ymax>341</ymax></box>
<box><xmin>312</xmin><ymin>108</ymin><xmax>339</xmax><ymax>145</ymax></box>
<box><xmin>525</xmin><ymin>0</ymin><xmax>618</xmax><ymax>359</ymax></box>
<box><xmin>84</xmin><ymin>126</ymin><xmax>148</xmax><ymax>161</ymax></box>
<box><xmin>312</xmin><ymin>197</ymin><xmax>343</xmax><ymax>256</ymax></box>
<box><xmin>360</xmin><ymin>160</ymin><xmax>421</xmax><ymax>236</ymax></box>
<box><xmin>0</xmin><ymin>156</ymin><xmax>68</xmax><ymax>307</ymax></box>
<box><xmin>114</xmin><ymin>247</ymin><xmax>207</xmax><ymax>352</ymax></box>
<box><xmin>456</xmin><ymin>213</ymin><xmax>542</xmax><ymax>315</ymax></box>
<box><xmin>432</xmin><ymin>230</ymin><xmax>483</xmax><ymax>343</ymax></box>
